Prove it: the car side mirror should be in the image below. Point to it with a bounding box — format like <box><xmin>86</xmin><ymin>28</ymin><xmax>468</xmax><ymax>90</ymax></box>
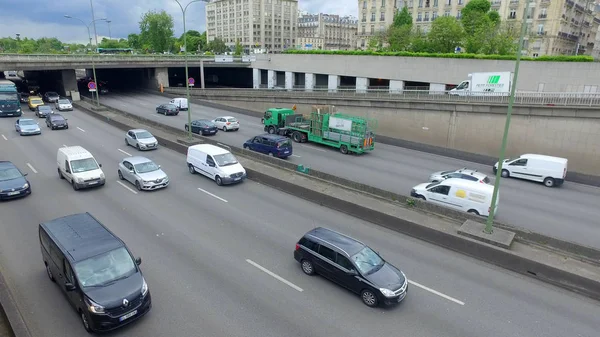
<box><xmin>135</xmin><ymin>257</ymin><xmax>142</xmax><ymax>265</ymax></box>
<box><xmin>157</xmin><ymin>165</ymin><xmax>161</xmax><ymax>169</ymax></box>
<box><xmin>65</xmin><ymin>282</ymin><xmax>76</xmax><ymax>291</ymax></box>
<box><xmin>65</xmin><ymin>168</ymin><xmax>70</xmax><ymax>173</ymax></box>
<box><xmin>348</xmin><ymin>269</ymin><xmax>358</xmax><ymax>276</ymax></box>
<box><xmin>23</xmin><ymin>173</ymin><xmax>28</xmax><ymax>176</ymax></box>
<box><xmin>98</xmin><ymin>163</ymin><xmax>102</xmax><ymax>168</ymax></box>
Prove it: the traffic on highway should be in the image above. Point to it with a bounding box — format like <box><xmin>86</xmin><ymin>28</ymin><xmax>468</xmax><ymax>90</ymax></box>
<box><xmin>97</xmin><ymin>91</ymin><xmax>600</xmax><ymax>249</ymax></box>
<box><xmin>1</xmin><ymin>102</ymin><xmax>598</xmax><ymax>337</ymax></box>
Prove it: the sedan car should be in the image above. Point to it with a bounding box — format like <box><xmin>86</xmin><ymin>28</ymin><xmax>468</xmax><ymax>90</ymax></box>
<box><xmin>15</xmin><ymin>118</ymin><xmax>41</xmax><ymax>136</ymax></box>
<box><xmin>185</xmin><ymin>119</ymin><xmax>218</xmax><ymax>136</ymax></box>
<box><xmin>46</xmin><ymin>113</ymin><xmax>68</xmax><ymax>130</ymax></box>
<box><xmin>19</xmin><ymin>92</ymin><xmax>29</xmax><ymax>103</ymax></box>
<box><xmin>156</xmin><ymin>103</ymin><xmax>179</xmax><ymax>116</ymax></box>
<box><xmin>117</xmin><ymin>157</ymin><xmax>169</xmax><ymax>191</ymax></box>
<box><xmin>43</xmin><ymin>91</ymin><xmax>60</xmax><ymax>103</ymax></box>
<box><xmin>125</xmin><ymin>129</ymin><xmax>158</xmax><ymax>151</ymax></box>
<box><xmin>212</xmin><ymin>116</ymin><xmax>240</xmax><ymax>132</ymax></box>
<box><xmin>35</xmin><ymin>105</ymin><xmax>53</xmax><ymax>118</ymax></box>
<box><xmin>0</xmin><ymin>161</ymin><xmax>31</xmax><ymax>200</ymax></box>
<box><xmin>55</xmin><ymin>98</ymin><xmax>73</xmax><ymax>111</ymax></box>
<box><xmin>429</xmin><ymin>168</ymin><xmax>491</xmax><ymax>184</ymax></box>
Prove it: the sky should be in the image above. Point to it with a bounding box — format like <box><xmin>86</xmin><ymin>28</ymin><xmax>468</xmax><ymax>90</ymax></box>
<box><xmin>0</xmin><ymin>0</ymin><xmax>358</xmax><ymax>44</ymax></box>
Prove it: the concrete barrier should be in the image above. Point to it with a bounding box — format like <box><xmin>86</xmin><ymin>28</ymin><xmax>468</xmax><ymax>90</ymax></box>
<box><xmin>0</xmin><ymin>267</ymin><xmax>31</xmax><ymax>337</ymax></box>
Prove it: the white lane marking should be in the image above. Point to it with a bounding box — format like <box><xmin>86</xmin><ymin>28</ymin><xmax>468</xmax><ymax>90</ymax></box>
<box><xmin>246</xmin><ymin>259</ymin><xmax>303</xmax><ymax>292</ymax></box>
<box><xmin>77</xmin><ymin>127</ymin><xmax>86</xmax><ymax>132</ymax></box>
<box><xmin>407</xmin><ymin>279</ymin><xmax>465</xmax><ymax>306</ymax></box>
<box><xmin>26</xmin><ymin>163</ymin><xmax>38</xmax><ymax>173</ymax></box>
<box><xmin>1</xmin><ymin>134</ymin><xmax>6</xmax><ymax>140</ymax></box>
<box><xmin>118</xmin><ymin>148</ymin><xmax>132</xmax><ymax>156</ymax></box>
<box><xmin>291</xmin><ymin>154</ymin><xmax>301</xmax><ymax>158</ymax></box>
<box><xmin>197</xmin><ymin>187</ymin><xmax>228</xmax><ymax>203</ymax></box>
<box><xmin>300</xmin><ymin>144</ymin><xmax>326</xmax><ymax>152</ymax></box>
<box><xmin>116</xmin><ymin>181</ymin><xmax>138</xmax><ymax>194</ymax></box>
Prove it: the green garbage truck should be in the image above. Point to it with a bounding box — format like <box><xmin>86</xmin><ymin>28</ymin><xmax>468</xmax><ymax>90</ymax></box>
<box><xmin>261</xmin><ymin>105</ymin><xmax>377</xmax><ymax>154</ymax></box>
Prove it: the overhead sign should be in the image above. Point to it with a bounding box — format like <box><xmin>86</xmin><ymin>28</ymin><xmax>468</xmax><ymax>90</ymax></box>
<box><xmin>329</xmin><ymin>117</ymin><xmax>352</xmax><ymax>132</ymax></box>
<box><xmin>214</xmin><ymin>55</ymin><xmax>234</xmax><ymax>63</ymax></box>
<box><xmin>188</xmin><ymin>77</ymin><xmax>195</xmax><ymax>86</ymax></box>
<box><xmin>88</xmin><ymin>81</ymin><xmax>96</xmax><ymax>92</ymax></box>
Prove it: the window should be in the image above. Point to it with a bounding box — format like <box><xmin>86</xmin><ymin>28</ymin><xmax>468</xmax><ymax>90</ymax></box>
<box><xmin>509</xmin><ymin>10</ymin><xmax>516</xmax><ymax>19</ymax></box>
<box><xmin>434</xmin><ymin>0</ymin><xmax>438</xmax><ymax>6</ymax></box>
<box><xmin>380</xmin><ymin>12</ymin><xmax>385</xmax><ymax>21</ymax></box>
<box><xmin>381</xmin><ymin>0</ymin><xmax>385</xmax><ymax>7</ymax></box>
<box><xmin>362</xmin><ymin>13</ymin><xmax>366</xmax><ymax>22</ymax></box>
<box><xmin>417</xmin><ymin>13</ymin><xmax>422</xmax><ymax>21</ymax></box>
<box><xmin>351</xmin><ymin>247</ymin><xmax>383</xmax><ymax>275</ymax></box>
<box><xmin>318</xmin><ymin>245</ymin><xmax>337</xmax><ymax>261</ymax></box>
<box><xmin>510</xmin><ymin>159</ymin><xmax>528</xmax><ymax>166</ymax></box>
<box><xmin>64</xmin><ymin>260</ymin><xmax>74</xmax><ymax>283</ymax></box>
<box><xmin>445</xmin><ymin>10</ymin><xmax>450</xmax><ymax>16</ymax></box>
<box><xmin>462</xmin><ymin>174</ymin><xmax>479</xmax><ymax>182</ymax></box>
<box><xmin>425</xmin><ymin>12</ymin><xmax>429</xmax><ymax>21</ymax></box>
<box><xmin>446</xmin><ymin>0</ymin><xmax>451</xmax><ymax>4</ymax></box>
<box><xmin>336</xmin><ymin>254</ymin><xmax>354</xmax><ymax>270</ymax></box>
<box><xmin>73</xmin><ymin>247</ymin><xmax>136</xmax><ymax>288</ymax></box>
<box><xmin>371</xmin><ymin>13</ymin><xmax>375</xmax><ymax>21</ymax></box>
<box><xmin>206</xmin><ymin>156</ymin><xmax>216</xmax><ymax>166</ymax></box>
<box><xmin>253</xmin><ymin>137</ymin><xmax>262</xmax><ymax>143</ymax></box>
<box><xmin>299</xmin><ymin>237</ymin><xmax>318</xmax><ymax>251</ymax></box>
<box><xmin>429</xmin><ymin>185</ymin><xmax>450</xmax><ymax>195</ymax></box>
<box><xmin>418</xmin><ymin>0</ymin><xmax>423</xmax><ymax>7</ymax></box>
<box><xmin>433</xmin><ymin>12</ymin><xmax>438</xmax><ymax>19</ymax></box>
<box><xmin>537</xmin><ymin>24</ymin><xmax>544</xmax><ymax>34</ymax></box>
<box><xmin>49</xmin><ymin>242</ymin><xmax>63</xmax><ymax>267</ymax></box>
<box><xmin>363</xmin><ymin>1</ymin><xmax>367</xmax><ymax>9</ymax></box>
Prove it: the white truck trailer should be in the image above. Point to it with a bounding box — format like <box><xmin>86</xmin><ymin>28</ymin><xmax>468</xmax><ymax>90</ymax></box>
<box><xmin>449</xmin><ymin>72</ymin><xmax>512</xmax><ymax>96</ymax></box>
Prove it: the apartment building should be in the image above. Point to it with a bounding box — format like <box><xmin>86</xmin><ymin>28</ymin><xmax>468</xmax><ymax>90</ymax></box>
<box><xmin>405</xmin><ymin>0</ymin><xmax>600</xmax><ymax>56</ymax></box>
<box><xmin>297</xmin><ymin>13</ymin><xmax>358</xmax><ymax>50</ymax></box>
<box><xmin>205</xmin><ymin>0</ymin><xmax>298</xmax><ymax>53</ymax></box>
<box><xmin>357</xmin><ymin>0</ymin><xmax>402</xmax><ymax>48</ymax></box>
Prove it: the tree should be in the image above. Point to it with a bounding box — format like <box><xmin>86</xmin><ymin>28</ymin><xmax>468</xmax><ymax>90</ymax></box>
<box><xmin>139</xmin><ymin>10</ymin><xmax>174</xmax><ymax>53</ymax></box>
<box><xmin>393</xmin><ymin>6</ymin><xmax>413</xmax><ymax>29</ymax></box>
<box><xmin>460</xmin><ymin>0</ymin><xmax>505</xmax><ymax>53</ymax></box>
<box><xmin>386</xmin><ymin>6</ymin><xmax>414</xmax><ymax>52</ymax></box>
<box><xmin>197</xmin><ymin>31</ymin><xmax>207</xmax><ymax>52</ymax></box>
<box><xmin>127</xmin><ymin>33</ymin><xmax>142</xmax><ymax>49</ymax></box>
<box><xmin>207</xmin><ymin>38</ymin><xmax>227</xmax><ymax>54</ymax></box>
<box><xmin>178</xmin><ymin>30</ymin><xmax>203</xmax><ymax>53</ymax></box>
<box><xmin>99</xmin><ymin>37</ymin><xmax>129</xmax><ymax>49</ymax></box>
<box><xmin>483</xmin><ymin>22</ymin><xmax>520</xmax><ymax>55</ymax></box>
<box><xmin>234</xmin><ymin>39</ymin><xmax>243</xmax><ymax>55</ymax></box>
<box><xmin>427</xmin><ymin>16</ymin><xmax>464</xmax><ymax>53</ymax></box>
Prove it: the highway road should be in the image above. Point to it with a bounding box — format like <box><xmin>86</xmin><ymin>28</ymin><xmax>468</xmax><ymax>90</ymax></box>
<box><xmin>1</xmin><ymin>106</ymin><xmax>599</xmax><ymax>337</ymax></box>
<box><xmin>95</xmin><ymin>91</ymin><xmax>600</xmax><ymax>249</ymax></box>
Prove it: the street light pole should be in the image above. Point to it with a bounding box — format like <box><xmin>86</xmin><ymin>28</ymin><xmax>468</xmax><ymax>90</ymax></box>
<box><xmin>90</xmin><ymin>0</ymin><xmax>100</xmax><ymax>53</ymax></box>
<box><xmin>107</xmin><ymin>20</ymin><xmax>112</xmax><ymax>40</ymax></box>
<box><xmin>174</xmin><ymin>0</ymin><xmax>206</xmax><ymax>141</ymax></box>
<box><xmin>485</xmin><ymin>1</ymin><xmax>532</xmax><ymax>234</ymax></box>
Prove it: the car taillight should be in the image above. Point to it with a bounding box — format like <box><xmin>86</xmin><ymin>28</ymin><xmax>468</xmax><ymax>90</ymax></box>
<box><xmin>563</xmin><ymin>168</ymin><xmax>566</xmax><ymax>178</ymax></box>
<box><xmin>226</xmin><ymin>122</ymin><xmax>231</xmax><ymax>125</ymax></box>
<box><xmin>295</xmin><ymin>244</ymin><xmax>300</xmax><ymax>251</ymax></box>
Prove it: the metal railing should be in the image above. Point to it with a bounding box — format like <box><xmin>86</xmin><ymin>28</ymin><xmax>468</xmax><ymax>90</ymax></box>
<box><xmin>0</xmin><ymin>53</ymin><xmax>254</xmax><ymax>63</ymax></box>
<box><xmin>164</xmin><ymin>87</ymin><xmax>600</xmax><ymax>107</ymax></box>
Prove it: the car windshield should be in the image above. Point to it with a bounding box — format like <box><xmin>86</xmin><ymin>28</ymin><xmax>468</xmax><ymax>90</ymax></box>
<box><xmin>134</xmin><ymin>161</ymin><xmax>159</xmax><ymax>173</ymax></box>
<box><xmin>58</xmin><ymin>99</ymin><xmax>70</xmax><ymax>104</ymax></box>
<box><xmin>74</xmin><ymin>247</ymin><xmax>136</xmax><ymax>288</ymax></box>
<box><xmin>277</xmin><ymin>139</ymin><xmax>292</xmax><ymax>148</ymax></box>
<box><xmin>135</xmin><ymin>131</ymin><xmax>153</xmax><ymax>139</ymax></box>
<box><xmin>0</xmin><ymin>167</ymin><xmax>22</xmax><ymax>181</ymax></box>
<box><xmin>0</xmin><ymin>93</ymin><xmax>18</xmax><ymax>100</ymax></box>
<box><xmin>39</xmin><ymin>106</ymin><xmax>51</xmax><ymax>111</ymax></box>
<box><xmin>70</xmin><ymin>158</ymin><xmax>99</xmax><ymax>173</ymax></box>
<box><xmin>426</xmin><ymin>181</ymin><xmax>440</xmax><ymax>189</ymax></box>
<box><xmin>351</xmin><ymin>247</ymin><xmax>384</xmax><ymax>275</ymax></box>
<box><xmin>214</xmin><ymin>153</ymin><xmax>238</xmax><ymax>166</ymax></box>
<box><xmin>440</xmin><ymin>170</ymin><xmax>454</xmax><ymax>175</ymax></box>
<box><xmin>166</xmin><ymin>104</ymin><xmax>176</xmax><ymax>109</ymax></box>
<box><xmin>51</xmin><ymin>116</ymin><xmax>64</xmax><ymax>121</ymax></box>
<box><xmin>19</xmin><ymin>120</ymin><xmax>37</xmax><ymax>126</ymax></box>
<box><xmin>47</xmin><ymin>92</ymin><xmax>58</xmax><ymax>96</ymax></box>
<box><xmin>31</xmin><ymin>99</ymin><xmax>43</xmax><ymax>104</ymax></box>
<box><xmin>227</xmin><ymin>118</ymin><xmax>238</xmax><ymax>122</ymax></box>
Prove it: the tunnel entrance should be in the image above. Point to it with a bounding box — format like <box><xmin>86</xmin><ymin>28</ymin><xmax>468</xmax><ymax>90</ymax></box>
<box><xmin>168</xmin><ymin>67</ymin><xmax>252</xmax><ymax>88</ymax></box>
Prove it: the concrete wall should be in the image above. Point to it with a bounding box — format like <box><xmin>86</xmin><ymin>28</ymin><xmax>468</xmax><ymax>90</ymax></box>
<box><xmin>154</xmin><ymin>67</ymin><xmax>169</xmax><ymax>89</ymax></box>
<box><xmin>251</xmin><ymin>54</ymin><xmax>600</xmax><ymax>92</ymax></box>
<box><xmin>187</xmin><ymin>94</ymin><xmax>600</xmax><ymax>175</ymax></box>
<box><xmin>60</xmin><ymin>69</ymin><xmax>78</xmax><ymax>98</ymax></box>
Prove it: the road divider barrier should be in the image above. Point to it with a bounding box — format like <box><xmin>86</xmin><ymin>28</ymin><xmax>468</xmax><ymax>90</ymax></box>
<box><xmin>73</xmin><ymin>96</ymin><xmax>600</xmax><ymax>302</ymax></box>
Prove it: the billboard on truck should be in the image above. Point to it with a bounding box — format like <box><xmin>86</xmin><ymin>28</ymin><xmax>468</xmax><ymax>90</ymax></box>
<box><xmin>449</xmin><ymin>72</ymin><xmax>512</xmax><ymax>96</ymax></box>
<box><xmin>329</xmin><ymin>117</ymin><xmax>353</xmax><ymax>132</ymax></box>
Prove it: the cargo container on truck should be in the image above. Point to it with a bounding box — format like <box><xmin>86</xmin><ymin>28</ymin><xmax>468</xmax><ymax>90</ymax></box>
<box><xmin>261</xmin><ymin>105</ymin><xmax>377</xmax><ymax>154</ymax></box>
<box><xmin>0</xmin><ymin>79</ymin><xmax>22</xmax><ymax>117</ymax></box>
<box><xmin>449</xmin><ymin>72</ymin><xmax>512</xmax><ymax>96</ymax></box>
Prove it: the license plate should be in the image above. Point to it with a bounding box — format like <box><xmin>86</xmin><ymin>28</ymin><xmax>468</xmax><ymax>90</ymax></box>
<box><xmin>7</xmin><ymin>191</ymin><xmax>19</xmax><ymax>196</ymax></box>
<box><xmin>284</xmin><ymin>151</ymin><xmax>289</xmax><ymax>153</ymax></box>
<box><xmin>88</xmin><ymin>181</ymin><xmax>97</xmax><ymax>185</ymax></box>
<box><xmin>119</xmin><ymin>310</ymin><xmax>137</xmax><ymax>322</ymax></box>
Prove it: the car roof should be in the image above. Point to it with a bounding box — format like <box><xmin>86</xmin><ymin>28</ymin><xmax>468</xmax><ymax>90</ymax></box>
<box><xmin>304</xmin><ymin>227</ymin><xmax>366</xmax><ymax>257</ymax></box>
<box><xmin>438</xmin><ymin>178</ymin><xmax>494</xmax><ymax>192</ymax></box>
<box><xmin>129</xmin><ymin>128</ymin><xmax>149</xmax><ymax>133</ymax></box>
<box><xmin>258</xmin><ymin>133</ymin><xmax>287</xmax><ymax>140</ymax></box>
<box><xmin>49</xmin><ymin>114</ymin><xmax>64</xmax><ymax>119</ymax></box>
<box><xmin>18</xmin><ymin>118</ymin><xmax>35</xmax><ymax>122</ymax></box>
<box><xmin>124</xmin><ymin>156</ymin><xmax>153</xmax><ymax>165</ymax></box>
<box><xmin>59</xmin><ymin>146</ymin><xmax>92</xmax><ymax>159</ymax></box>
<box><xmin>454</xmin><ymin>168</ymin><xmax>487</xmax><ymax>179</ymax></box>
<box><xmin>38</xmin><ymin>105</ymin><xmax>52</xmax><ymax>109</ymax></box>
<box><xmin>40</xmin><ymin>213</ymin><xmax>124</xmax><ymax>263</ymax></box>
<box><xmin>46</xmin><ymin>91</ymin><xmax>58</xmax><ymax>94</ymax></box>
<box><xmin>189</xmin><ymin>144</ymin><xmax>230</xmax><ymax>155</ymax></box>
<box><xmin>219</xmin><ymin>116</ymin><xmax>235</xmax><ymax>119</ymax></box>
<box><xmin>194</xmin><ymin>119</ymin><xmax>212</xmax><ymax>122</ymax></box>
<box><xmin>520</xmin><ymin>154</ymin><xmax>568</xmax><ymax>163</ymax></box>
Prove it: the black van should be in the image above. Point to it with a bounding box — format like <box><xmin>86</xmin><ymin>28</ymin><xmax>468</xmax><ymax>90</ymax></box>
<box><xmin>294</xmin><ymin>227</ymin><xmax>408</xmax><ymax>307</ymax></box>
<box><xmin>39</xmin><ymin>213</ymin><xmax>152</xmax><ymax>333</ymax></box>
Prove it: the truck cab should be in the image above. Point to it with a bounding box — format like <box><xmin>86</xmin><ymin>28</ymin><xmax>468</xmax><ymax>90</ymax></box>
<box><xmin>262</xmin><ymin>108</ymin><xmax>296</xmax><ymax>133</ymax></box>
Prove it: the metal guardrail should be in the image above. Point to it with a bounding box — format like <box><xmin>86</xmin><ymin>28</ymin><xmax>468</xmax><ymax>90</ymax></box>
<box><xmin>164</xmin><ymin>87</ymin><xmax>600</xmax><ymax>107</ymax></box>
<box><xmin>0</xmin><ymin>53</ymin><xmax>254</xmax><ymax>63</ymax></box>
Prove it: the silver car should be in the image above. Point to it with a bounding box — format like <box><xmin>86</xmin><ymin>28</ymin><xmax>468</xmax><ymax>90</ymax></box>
<box><xmin>125</xmin><ymin>129</ymin><xmax>158</xmax><ymax>150</ymax></box>
<box><xmin>15</xmin><ymin>118</ymin><xmax>41</xmax><ymax>136</ymax></box>
<box><xmin>55</xmin><ymin>99</ymin><xmax>73</xmax><ymax>111</ymax></box>
<box><xmin>117</xmin><ymin>156</ymin><xmax>169</xmax><ymax>191</ymax></box>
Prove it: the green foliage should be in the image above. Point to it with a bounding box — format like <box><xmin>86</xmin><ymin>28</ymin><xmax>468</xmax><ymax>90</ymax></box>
<box><xmin>427</xmin><ymin>17</ymin><xmax>464</xmax><ymax>53</ymax></box>
<box><xmin>127</xmin><ymin>34</ymin><xmax>142</xmax><ymax>49</ymax></box>
<box><xmin>392</xmin><ymin>6</ymin><xmax>413</xmax><ymax>28</ymax></box>
<box><xmin>283</xmin><ymin>49</ymin><xmax>594</xmax><ymax>62</ymax></box>
<box><xmin>98</xmin><ymin>38</ymin><xmax>129</xmax><ymax>49</ymax></box>
<box><xmin>177</xmin><ymin>30</ymin><xmax>206</xmax><ymax>53</ymax></box>
<box><xmin>386</xmin><ymin>25</ymin><xmax>413</xmax><ymax>52</ymax></box>
<box><xmin>207</xmin><ymin>38</ymin><xmax>228</xmax><ymax>54</ymax></box>
<box><xmin>139</xmin><ymin>10</ymin><xmax>174</xmax><ymax>53</ymax></box>
<box><xmin>234</xmin><ymin>39</ymin><xmax>243</xmax><ymax>55</ymax></box>
<box><xmin>0</xmin><ymin>37</ymin><xmax>73</xmax><ymax>54</ymax></box>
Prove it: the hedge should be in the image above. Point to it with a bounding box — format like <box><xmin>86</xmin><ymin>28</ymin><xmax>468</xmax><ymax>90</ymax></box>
<box><xmin>283</xmin><ymin>49</ymin><xmax>594</xmax><ymax>62</ymax></box>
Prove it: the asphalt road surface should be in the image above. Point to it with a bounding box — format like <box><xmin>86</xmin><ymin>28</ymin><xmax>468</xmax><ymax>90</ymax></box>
<box><xmin>1</xmin><ymin>105</ymin><xmax>599</xmax><ymax>337</ymax></box>
<box><xmin>93</xmin><ymin>91</ymin><xmax>600</xmax><ymax>249</ymax></box>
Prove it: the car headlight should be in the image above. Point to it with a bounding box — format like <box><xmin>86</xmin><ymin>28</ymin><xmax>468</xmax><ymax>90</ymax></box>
<box><xmin>75</xmin><ymin>177</ymin><xmax>84</xmax><ymax>183</ymax></box>
<box><xmin>99</xmin><ymin>173</ymin><xmax>105</xmax><ymax>179</ymax></box>
<box><xmin>84</xmin><ymin>297</ymin><xmax>105</xmax><ymax>314</ymax></box>
<box><xmin>22</xmin><ymin>183</ymin><xmax>29</xmax><ymax>189</ymax></box>
<box><xmin>17</xmin><ymin>108</ymin><xmax>21</xmax><ymax>112</ymax></box>
<box><xmin>379</xmin><ymin>288</ymin><xmax>395</xmax><ymax>298</ymax></box>
<box><xmin>141</xmin><ymin>278</ymin><xmax>148</xmax><ymax>297</ymax></box>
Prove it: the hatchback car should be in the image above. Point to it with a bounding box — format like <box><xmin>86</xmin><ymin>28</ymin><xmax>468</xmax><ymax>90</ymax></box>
<box><xmin>243</xmin><ymin>134</ymin><xmax>293</xmax><ymax>158</ymax></box>
<box><xmin>429</xmin><ymin>168</ymin><xmax>491</xmax><ymax>184</ymax></box>
<box><xmin>117</xmin><ymin>157</ymin><xmax>169</xmax><ymax>191</ymax></box>
<box><xmin>15</xmin><ymin>118</ymin><xmax>41</xmax><ymax>136</ymax></box>
<box><xmin>35</xmin><ymin>105</ymin><xmax>54</xmax><ymax>118</ymax></box>
<box><xmin>156</xmin><ymin>103</ymin><xmax>178</xmax><ymax>116</ymax></box>
<box><xmin>212</xmin><ymin>116</ymin><xmax>240</xmax><ymax>132</ymax></box>
<box><xmin>46</xmin><ymin>113</ymin><xmax>68</xmax><ymax>130</ymax></box>
<box><xmin>0</xmin><ymin>161</ymin><xmax>31</xmax><ymax>200</ymax></box>
<box><xmin>294</xmin><ymin>227</ymin><xmax>408</xmax><ymax>307</ymax></box>
<box><xmin>28</xmin><ymin>96</ymin><xmax>44</xmax><ymax>111</ymax></box>
<box><xmin>55</xmin><ymin>98</ymin><xmax>73</xmax><ymax>111</ymax></box>
<box><xmin>185</xmin><ymin>119</ymin><xmax>218</xmax><ymax>136</ymax></box>
<box><xmin>125</xmin><ymin>129</ymin><xmax>158</xmax><ymax>151</ymax></box>
<box><xmin>43</xmin><ymin>91</ymin><xmax>60</xmax><ymax>103</ymax></box>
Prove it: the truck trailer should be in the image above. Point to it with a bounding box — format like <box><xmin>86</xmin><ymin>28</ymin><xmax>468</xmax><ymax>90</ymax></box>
<box><xmin>449</xmin><ymin>72</ymin><xmax>512</xmax><ymax>96</ymax></box>
<box><xmin>262</xmin><ymin>105</ymin><xmax>377</xmax><ymax>154</ymax></box>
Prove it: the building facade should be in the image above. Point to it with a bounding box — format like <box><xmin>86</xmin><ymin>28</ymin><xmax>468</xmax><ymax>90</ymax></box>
<box><xmin>205</xmin><ymin>0</ymin><xmax>298</xmax><ymax>53</ymax></box>
<box><xmin>356</xmin><ymin>0</ymin><xmax>402</xmax><ymax>48</ymax></box>
<box><xmin>297</xmin><ymin>13</ymin><xmax>358</xmax><ymax>50</ymax></box>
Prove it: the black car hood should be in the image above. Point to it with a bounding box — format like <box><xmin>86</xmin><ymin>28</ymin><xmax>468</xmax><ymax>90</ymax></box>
<box><xmin>85</xmin><ymin>272</ymin><xmax>143</xmax><ymax>308</ymax></box>
<box><xmin>51</xmin><ymin>119</ymin><xmax>67</xmax><ymax>125</ymax></box>
<box><xmin>0</xmin><ymin>177</ymin><xmax>28</xmax><ymax>191</ymax></box>
<box><xmin>363</xmin><ymin>262</ymin><xmax>405</xmax><ymax>290</ymax></box>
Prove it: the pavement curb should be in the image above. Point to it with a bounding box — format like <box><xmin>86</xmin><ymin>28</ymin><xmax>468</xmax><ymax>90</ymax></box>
<box><xmin>0</xmin><ymin>265</ymin><xmax>31</xmax><ymax>337</ymax></box>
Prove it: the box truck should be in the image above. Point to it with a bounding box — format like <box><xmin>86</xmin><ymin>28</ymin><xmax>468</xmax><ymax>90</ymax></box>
<box><xmin>449</xmin><ymin>72</ymin><xmax>512</xmax><ymax>96</ymax></box>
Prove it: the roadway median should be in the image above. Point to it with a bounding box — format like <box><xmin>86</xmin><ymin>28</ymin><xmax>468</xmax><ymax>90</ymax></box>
<box><xmin>72</xmin><ymin>97</ymin><xmax>600</xmax><ymax>302</ymax></box>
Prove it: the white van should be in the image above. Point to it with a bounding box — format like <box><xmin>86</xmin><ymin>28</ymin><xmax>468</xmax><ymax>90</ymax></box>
<box><xmin>170</xmin><ymin>97</ymin><xmax>188</xmax><ymax>111</ymax></box>
<box><xmin>57</xmin><ymin>146</ymin><xmax>105</xmax><ymax>190</ymax></box>
<box><xmin>493</xmin><ymin>154</ymin><xmax>567</xmax><ymax>187</ymax></box>
<box><xmin>187</xmin><ymin>144</ymin><xmax>246</xmax><ymax>185</ymax></box>
<box><xmin>410</xmin><ymin>178</ymin><xmax>498</xmax><ymax>216</ymax></box>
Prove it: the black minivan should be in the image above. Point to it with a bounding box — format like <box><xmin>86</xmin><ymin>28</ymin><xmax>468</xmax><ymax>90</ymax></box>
<box><xmin>39</xmin><ymin>213</ymin><xmax>152</xmax><ymax>333</ymax></box>
<box><xmin>294</xmin><ymin>227</ymin><xmax>408</xmax><ymax>307</ymax></box>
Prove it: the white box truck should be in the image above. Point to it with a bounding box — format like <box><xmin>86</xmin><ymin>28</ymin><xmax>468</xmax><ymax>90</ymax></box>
<box><xmin>449</xmin><ymin>72</ymin><xmax>512</xmax><ymax>96</ymax></box>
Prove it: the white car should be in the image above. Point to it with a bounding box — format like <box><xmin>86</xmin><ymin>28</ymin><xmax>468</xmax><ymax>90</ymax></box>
<box><xmin>428</xmin><ymin>168</ymin><xmax>491</xmax><ymax>184</ymax></box>
<box><xmin>212</xmin><ymin>116</ymin><xmax>240</xmax><ymax>132</ymax></box>
<box><xmin>55</xmin><ymin>99</ymin><xmax>73</xmax><ymax>111</ymax></box>
<box><xmin>125</xmin><ymin>129</ymin><xmax>159</xmax><ymax>150</ymax></box>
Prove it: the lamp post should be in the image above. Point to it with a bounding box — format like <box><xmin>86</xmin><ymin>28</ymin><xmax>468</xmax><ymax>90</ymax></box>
<box><xmin>174</xmin><ymin>0</ymin><xmax>208</xmax><ymax>141</ymax></box>
<box><xmin>64</xmin><ymin>15</ymin><xmax>107</xmax><ymax>107</ymax></box>
<box><xmin>106</xmin><ymin>20</ymin><xmax>112</xmax><ymax>40</ymax></box>
<box><xmin>485</xmin><ymin>1</ymin><xmax>533</xmax><ymax>234</ymax></box>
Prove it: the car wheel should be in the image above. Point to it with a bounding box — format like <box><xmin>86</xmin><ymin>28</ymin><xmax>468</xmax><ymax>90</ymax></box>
<box><xmin>65</xmin><ymin>125</ymin><xmax>68</xmax><ymax>129</ymax></box>
<box><xmin>223</xmin><ymin>126</ymin><xmax>227</xmax><ymax>132</ymax></box>
<box><xmin>268</xmin><ymin>126</ymin><xmax>275</xmax><ymax>134</ymax></box>
<box><xmin>125</xmin><ymin>138</ymin><xmax>129</xmax><ymax>146</ymax></box>
<box><xmin>501</xmin><ymin>169</ymin><xmax>510</xmax><ymax>178</ymax></box>
<box><xmin>292</xmin><ymin>132</ymin><xmax>301</xmax><ymax>142</ymax></box>
<box><xmin>72</xmin><ymin>180</ymin><xmax>79</xmax><ymax>190</ymax></box>
<box><xmin>243</xmin><ymin>144</ymin><xmax>248</xmax><ymax>149</ymax></box>
<box><xmin>118</xmin><ymin>170</ymin><xmax>124</xmax><ymax>180</ymax></box>
<box><xmin>46</xmin><ymin>264</ymin><xmax>55</xmax><ymax>282</ymax></box>
<box><xmin>340</xmin><ymin>145</ymin><xmax>349</xmax><ymax>154</ymax></box>
<box><xmin>58</xmin><ymin>168</ymin><xmax>64</xmax><ymax>179</ymax></box>
<box><xmin>215</xmin><ymin>176</ymin><xmax>222</xmax><ymax>186</ymax></box>
<box><xmin>416</xmin><ymin>195</ymin><xmax>425</xmax><ymax>200</ymax></box>
<box><xmin>135</xmin><ymin>181</ymin><xmax>142</xmax><ymax>191</ymax></box>
<box><xmin>185</xmin><ymin>125</ymin><xmax>189</xmax><ymax>131</ymax></box>
<box><xmin>300</xmin><ymin>259</ymin><xmax>315</xmax><ymax>275</ymax></box>
<box><xmin>136</xmin><ymin>143</ymin><xmax>140</xmax><ymax>150</ymax></box>
<box><xmin>80</xmin><ymin>311</ymin><xmax>92</xmax><ymax>332</ymax></box>
<box><xmin>467</xmin><ymin>209</ymin><xmax>480</xmax><ymax>215</ymax></box>
<box><xmin>188</xmin><ymin>164</ymin><xmax>195</xmax><ymax>174</ymax></box>
<box><xmin>361</xmin><ymin>289</ymin><xmax>378</xmax><ymax>307</ymax></box>
<box><xmin>543</xmin><ymin>177</ymin><xmax>555</xmax><ymax>187</ymax></box>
